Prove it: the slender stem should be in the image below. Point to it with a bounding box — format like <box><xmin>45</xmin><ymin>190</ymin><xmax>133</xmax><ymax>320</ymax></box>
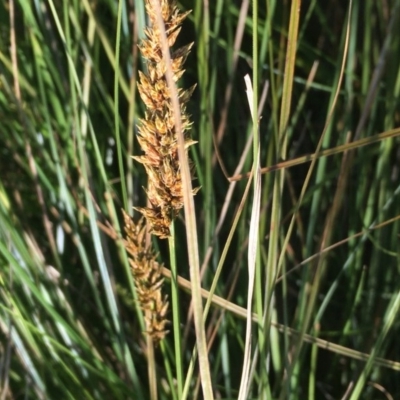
<box><xmin>114</xmin><ymin>0</ymin><xmax>127</xmax><ymax>208</ymax></box>
<box><xmin>146</xmin><ymin>336</ymin><xmax>158</xmax><ymax>400</ymax></box>
<box><xmin>169</xmin><ymin>221</ymin><xmax>183</xmax><ymax>397</ymax></box>
<box><xmin>151</xmin><ymin>2</ymin><xmax>214</xmax><ymax>398</ymax></box>
<box><xmin>160</xmin><ymin>340</ymin><xmax>179</xmax><ymax>400</ymax></box>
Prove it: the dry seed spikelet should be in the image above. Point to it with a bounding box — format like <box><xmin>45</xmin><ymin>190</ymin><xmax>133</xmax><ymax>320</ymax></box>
<box><xmin>134</xmin><ymin>0</ymin><xmax>197</xmax><ymax>238</ymax></box>
<box><xmin>123</xmin><ymin>211</ymin><xmax>169</xmax><ymax>344</ymax></box>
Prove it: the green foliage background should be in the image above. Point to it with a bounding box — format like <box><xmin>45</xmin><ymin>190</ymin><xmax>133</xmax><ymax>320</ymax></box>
<box><xmin>1</xmin><ymin>0</ymin><xmax>400</xmax><ymax>399</ymax></box>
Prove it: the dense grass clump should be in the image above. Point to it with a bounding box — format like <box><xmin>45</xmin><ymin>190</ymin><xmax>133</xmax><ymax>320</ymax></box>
<box><xmin>1</xmin><ymin>0</ymin><xmax>400</xmax><ymax>399</ymax></box>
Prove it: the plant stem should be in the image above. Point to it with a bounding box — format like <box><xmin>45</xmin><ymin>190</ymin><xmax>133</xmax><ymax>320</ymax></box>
<box><xmin>168</xmin><ymin>221</ymin><xmax>183</xmax><ymax>397</ymax></box>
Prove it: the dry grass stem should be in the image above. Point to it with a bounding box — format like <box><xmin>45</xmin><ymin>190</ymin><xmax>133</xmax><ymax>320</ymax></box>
<box><xmin>134</xmin><ymin>0</ymin><xmax>197</xmax><ymax>238</ymax></box>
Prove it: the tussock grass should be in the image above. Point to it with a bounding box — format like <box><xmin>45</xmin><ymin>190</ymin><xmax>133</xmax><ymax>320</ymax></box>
<box><xmin>1</xmin><ymin>0</ymin><xmax>400</xmax><ymax>399</ymax></box>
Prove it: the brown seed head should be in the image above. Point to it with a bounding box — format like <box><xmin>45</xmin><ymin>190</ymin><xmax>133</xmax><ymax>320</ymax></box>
<box><xmin>123</xmin><ymin>211</ymin><xmax>169</xmax><ymax>344</ymax></box>
<box><xmin>134</xmin><ymin>0</ymin><xmax>197</xmax><ymax>238</ymax></box>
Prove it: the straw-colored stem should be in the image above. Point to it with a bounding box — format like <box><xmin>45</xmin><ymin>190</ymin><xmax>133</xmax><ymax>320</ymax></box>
<box><xmin>146</xmin><ymin>336</ymin><xmax>158</xmax><ymax>400</ymax></box>
<box><xmin>149</xmin><ymin>2</ymin><xmax>214</xmax><ymax>398</ymax></box>
<box><xmin>168</xmin><ymin>221</ymin><xmax>183</xmax><ymax>397</ymax></box>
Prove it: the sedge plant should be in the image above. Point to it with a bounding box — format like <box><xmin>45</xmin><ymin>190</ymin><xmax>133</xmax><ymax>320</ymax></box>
<box><xmin>1</xmin><ymin>0</ymin><xmax>400</xmax><ymax>399</ymax></box>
